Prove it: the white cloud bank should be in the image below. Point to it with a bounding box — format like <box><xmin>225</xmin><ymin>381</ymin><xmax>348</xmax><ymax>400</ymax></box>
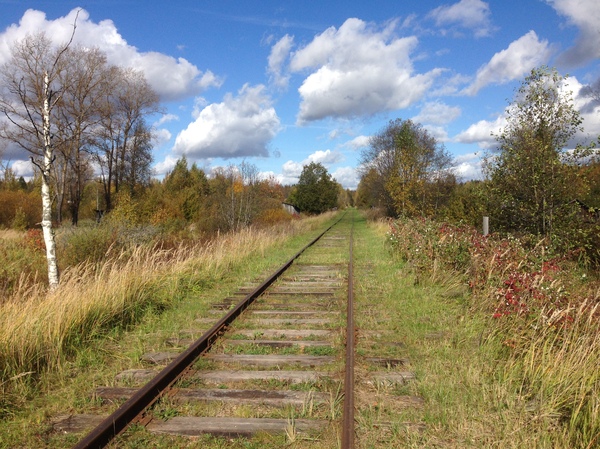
<box><xmin>456</xmin><ymin>74</ymin><xmax>600</xmax><ymax>151</ymax></box>
<box><xmin>172</xmin><ymin>84</ymin><xmax>280</xmax><ymax>159</ymax></box>
<box><xmin>455</xmin><ymin>114</ymin><xmax>507</xmax><ymax>149</ymax></box>
<box><xmin>463</xmin><ymin>31</ymin><xmax>553</xmax><ymax>95</ymax></box>
<box><xmin>345</xmin><ymin>135</ymin><xmax>371</xmax><ymax>150</ymax></box>
<box><xmin>0</xmin><ymin>8</ymin><xmax>222</xmax><ymax>101</ymax></box>
<box><xmin>277</xmin><ymin>149</ymin><xmax>350</xmax><ymax>186</ymax></box>
<box><xmin>285</xmin><ymin>18</ymin><xmax>441</xmax><ymax>123</ymax></box>
<box><xmin>413</xmin><ymin>101</ymin><xmax>461</xmax><ymax>125</ymax></box>
<box><xmin>453</xmin><ymin>152</ymin><xmax>484</xmax><ymax>180</ymax></box>
<box><xmin>331</xmin><ymin>166</ymin><xmax>359</xmax><ymax>189</ymax></box>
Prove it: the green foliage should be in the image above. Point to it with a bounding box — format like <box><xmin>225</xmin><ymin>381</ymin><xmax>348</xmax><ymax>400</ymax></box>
<box><xmin>107</xmin><ymin>190</ymin><xmax>143</xmax><ymax>227</ymax></box>
<box><xmin>485</xmin><ymin>66</ymin><xmax>588</xmax><ymax>236</ymax></box>
<box><xmin>10</xmin><ymin>207</ymin><xmax>28</xmax><ymax>231</ymax></box>
<box><xmin>355</xmin><ymin>167</ymin><xmax>386</xmax><ymax>210</ymax></box>
<box><xmin>360</xmin><ymin>118</ymin><xmax>454</xmax><ymax>218</ymax></box>
<box><xmin>442</xmin><ymin>180</ymin><xmax>489</xmax><ymax>227</ymax></box>
<box><xmin>580</xmin><ymin>160</ymin><xmax>600</xmax><ymax>208</ymax></box>
<box><xmin>290</xmin><ymin>162</ymin><xmax>339</xmax><ymax>214</ymax></box>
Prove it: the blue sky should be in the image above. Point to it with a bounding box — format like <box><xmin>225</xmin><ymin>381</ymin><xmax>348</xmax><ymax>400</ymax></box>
<box><xmin>1</xmin><ymin>0</ymin><xmax>599</xmax><ymax>188</ymax></box>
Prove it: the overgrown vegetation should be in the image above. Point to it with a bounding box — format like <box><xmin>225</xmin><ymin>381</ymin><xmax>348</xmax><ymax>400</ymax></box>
<box><xmin>386</xmin><ymin>217</ymin><xmax>600</xmax><ymax>447</ymax></box>
<box><xmin>0</xmin><ymin>214</ymin><xmax>335</xmax><ymax>406</ymax></box>
<box><xmin>357</xmin><ymin>66</ymin><xmax>600</xmax><ymax>265</ymax></box>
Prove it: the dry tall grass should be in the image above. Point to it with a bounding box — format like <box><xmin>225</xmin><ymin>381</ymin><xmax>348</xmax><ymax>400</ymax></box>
<box><xmin>0</xmin><ymin>214</ymin><xmax>334</xmax><ymax>390</ymax></box>
<box><xmin>0</xmin><ymin>229</ymin><xmax>24</xmax><ymax>241</ymax></box>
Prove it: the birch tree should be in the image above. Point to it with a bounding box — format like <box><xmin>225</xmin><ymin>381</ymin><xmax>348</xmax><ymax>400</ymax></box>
<box><xmin>0</xmin><ymin>31</ymin><xmax>77</xmax><ymax>289</ymax></box>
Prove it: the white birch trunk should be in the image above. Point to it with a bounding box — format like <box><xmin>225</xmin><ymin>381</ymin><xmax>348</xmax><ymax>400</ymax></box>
<box><xmin>41</xmin><ymin>71</ymin><xmax>60</xmax><ymax>290</ymax></box>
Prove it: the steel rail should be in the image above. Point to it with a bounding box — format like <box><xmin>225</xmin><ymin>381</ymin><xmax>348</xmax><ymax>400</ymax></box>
<box><xmin>341</xmin><ymin>213</ymin><xmax>355</xmax><ymax>448</ymax></box>
<box><xmin>73</xmin><ymin>217</ymin><xmax>343</xmax><ymax>449</ymax></box>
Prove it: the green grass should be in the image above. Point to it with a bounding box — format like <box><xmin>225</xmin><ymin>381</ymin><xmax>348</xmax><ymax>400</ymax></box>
<box><xmin>353</xmin><ymin>215</ymin><xmax>509</xmax><ymax>448</ymax></box>
<box><xmin>354</xmin><ymin>215</ymin><xmax>600</xmax><ymax>448</ymax></box>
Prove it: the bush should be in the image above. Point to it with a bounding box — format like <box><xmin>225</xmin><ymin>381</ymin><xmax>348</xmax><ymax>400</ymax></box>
<box><xmin>255</xmin><ymin>208</ymin><xmax>294</xmax><ymax>226</ymax></box>
<box><xmin>11</xmin><ymin>208</ymin><xmax>28</xmax><ymax>231</ymax></box>
<box><xmin>0</xmin><ymin>191</ymin><xmax>41</xmax><ymax>228</ymax></box>
<box><xmin>57</xmin><ymin>224</ymin><xmax>118</xmax><ymax>268</ymax></box>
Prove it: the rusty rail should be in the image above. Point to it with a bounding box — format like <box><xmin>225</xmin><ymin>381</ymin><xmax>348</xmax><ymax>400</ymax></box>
<box><xmin>72</xmin><ymin>217</ymin><xmax>342</xmax><ymax>449</ymax></box>
<box><xmin>341</xmin><ymin>214</ymin><xmax>355</xmax><ymax>448</ymax></box>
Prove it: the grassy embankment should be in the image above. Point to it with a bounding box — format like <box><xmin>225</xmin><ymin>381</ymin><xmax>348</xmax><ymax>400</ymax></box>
<box><xmin>0</xmin><ymin>213</ymin><xmax>337</xmax><ymax>447</ymax></box>
<box><xmin>354</xmin><ymin>216</ymin><xmax>599</xmax><ymax>448</ymax></box>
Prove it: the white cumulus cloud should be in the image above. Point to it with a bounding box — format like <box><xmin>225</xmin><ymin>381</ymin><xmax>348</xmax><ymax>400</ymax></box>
<box><xmin>278</xmin><ymin>149</ymin><xmax>346</xmax><ymax>185</ymax></box>
<box><xmin>154</xmin><ymin>113</ymin><xmax>179</xmax><ymax>127</ymax></box>
<box><xmin>344</xmin><ymin>135</ymin><xmax>371</xmax><ymax>150</ymax></box>
<box><xmin>307</xmin><ymin>149</ymin><xmax>344</xmax><ymax>165</ymax></box>
<box><xmin>153</xmin><ymin>155</ymin><xmax>179</xmax><ymax>176</ymax></box>
<box><xmin>152</xmin><ymin>128</ymin><xmax>172</xmax><ymax>148</ymax></box>
<box><xmin>172</xmin><ymin>84</ymin><xmax>281</xmax><ymax>159</ymax></box>
<box><xmin>453</xmin><ymin>152</ymin><xmax>484</xmax><ymax>180</ymax></box>
<box><xmin>567</xmin><ymin>76</ymin><xmax>600</xmax><ymax>145</ymax></box>
<box><xmin>332</xmin><ymin>166</ymin><xmax>359</xmax><ymax>189</ymax></box>
<box><xmin>289</xmin><ymin>18</ymin><xmax>441</xmax><ymax>123</ymax></box>
<box><xmin>0</xmin><ymin>8</ymin><xmax>222</xmax><ymax>101</ymax></box>
<box><xmin>463</xmin><ymin>31</ymin><xmax>553</xmax><ymax>95</ymax></box>
<box><xmin>10</xmin><ymin>159</ymin><xmax>34</xmax><ymax>178</ymax></box>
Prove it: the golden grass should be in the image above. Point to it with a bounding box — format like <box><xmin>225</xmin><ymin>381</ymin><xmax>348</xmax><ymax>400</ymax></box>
<box><xmin>499</xmin><ymin>297</ymin><xmax>600</xmax><ymax>447</ymax></box>
<box><xmin>0</xmin><ymin>214</ymin><xmax>335</xmax><ymax>388</ymax></box>
<box><xmin>0</xmin><ymin>229</ymin><xmax>24</xmax><ymax>240</ymax></box>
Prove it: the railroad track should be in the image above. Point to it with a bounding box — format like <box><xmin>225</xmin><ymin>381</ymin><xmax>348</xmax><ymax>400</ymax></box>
<box><xmin>52</xmin><ymin>211</ymin><xmax>416</xmax><ymax>448</ymax></box>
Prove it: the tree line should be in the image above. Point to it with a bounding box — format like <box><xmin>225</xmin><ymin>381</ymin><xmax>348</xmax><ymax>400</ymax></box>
<box><xmin>0</xmin><ymin>30</ymin><xmax>348</xmax><ymax>289</ymax></box>
<box><xmin>357</xmin><ymin>66</ymin><xmax>599</xmax><ymax>263</ymax></box>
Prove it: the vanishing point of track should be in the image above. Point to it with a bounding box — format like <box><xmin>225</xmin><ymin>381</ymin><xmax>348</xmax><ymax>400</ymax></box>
<box><xmin>66</xmin><ymin>212</ymin><xmax>357</xmax><ymax>448</ymax></box>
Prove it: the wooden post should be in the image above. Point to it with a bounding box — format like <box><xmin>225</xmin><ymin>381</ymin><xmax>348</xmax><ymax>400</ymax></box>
<box><xmin>483</xmin><ymin>216</ymin><xmax>489</xmax><ymax>236</ymax></box>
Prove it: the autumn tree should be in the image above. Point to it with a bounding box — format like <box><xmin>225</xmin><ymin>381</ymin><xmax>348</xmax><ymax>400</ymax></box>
<box><xmin>441</xmin><ymin>180</ymin><xmax>489</xmax><ymax>227</ymax></box>
<box><xmin>161</xmin><ymin>156</ymin><xmax>209</xmax><ymax>222</ymax></box>
<box><xmin>360</xmin><ymin>118</ymin><xmax>453</xmax><ymax>217</ymax></box>
<box><xmin>208</xmin><ymin>162</ymin><xmax>263</xmax><ymax>231</ymax></box>
<box><xmin>580</xmin><ymin>78</ymin><xmax>600</xmax><ymax>208</ymax></box>
<box><xmin>54</xmin><ymin>46</ymin><xmax>113</xmax><ymax>225</ymax></box>
<box><xmin>93</xmin><ymin>68</ymin><xmax>160</xmax><ymax>211</ymax></box>
<box><xmin>485</xmin><ymin>66</ymin><xmax>588</xmax><ymax>236</ymax></box>
<box><xmin>290</xmin><ymin>162</ymin><xmax>339</xmax><ymax>214</ymax></box>
<box><xmin>355</xmin><ymin>167</ymin><xmax>385</xmax><ymax>210</ymax></box>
